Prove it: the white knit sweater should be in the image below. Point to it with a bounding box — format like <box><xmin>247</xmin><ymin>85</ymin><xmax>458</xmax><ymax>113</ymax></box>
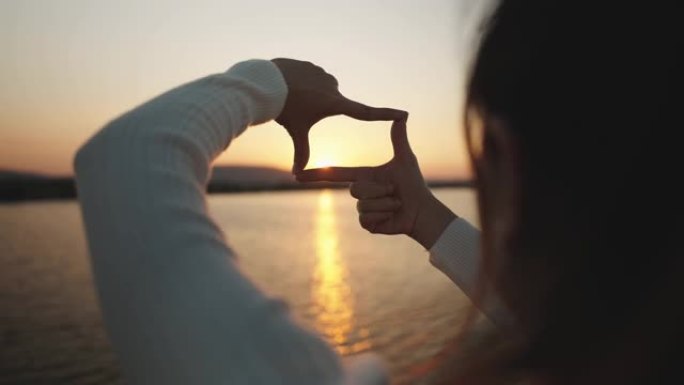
<box><xmin>74</xmin><ymin>59</ymin><xmax>481</xmax><ymax>385</ymax></box>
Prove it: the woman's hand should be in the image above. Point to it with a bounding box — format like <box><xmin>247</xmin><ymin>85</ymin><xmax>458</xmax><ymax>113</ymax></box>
<box><xmin>271</xmin><ymin>58</ymin><xmax>406</xmax><ymax>172</ymax></box>
<box><xmin>295</xmin><ymin>116</ymin><xmax>456</xmax><ymax>249</ymax></box>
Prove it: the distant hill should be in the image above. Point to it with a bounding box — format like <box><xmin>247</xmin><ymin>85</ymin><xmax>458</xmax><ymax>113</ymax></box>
<box><xmin>207</xmin><ymin>165</ymin><xmax>348</xmax><ymax>193</ymax></box>
<box><xmin>0</xmin><ymin>170</ymin><xmax>74</xmax><ymax>201</ymax></box>
<box><xmin>0</xmin><ymin>166</ymin><xmax>471</xmax><ymax>202</ymax></box>
<box><xmin>0</xmin><ymin>170</ymin><xmax>51</xmax><ymax>180</ymax></box>
<box><xmin>0</xmin><ymin>166</ymin><xmax>333</xmax><ymax>201</ymax></box>
<box><xmin>210</xmin><ymin>166</ymin><xmax>294</xmax><ymax>187</ymax></box>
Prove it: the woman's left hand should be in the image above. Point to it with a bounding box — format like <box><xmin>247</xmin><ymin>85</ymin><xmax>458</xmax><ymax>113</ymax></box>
<box><xmin>271</xmin><ymin>58</ymin><xmax>406</xmax><ymax>172</ymax></box>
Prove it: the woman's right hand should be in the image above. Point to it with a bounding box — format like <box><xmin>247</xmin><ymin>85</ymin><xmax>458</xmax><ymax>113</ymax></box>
<box><xmin>295</xmin><ymin>116</ymin><xmax>456</xmax><ymax>249</ymax></box>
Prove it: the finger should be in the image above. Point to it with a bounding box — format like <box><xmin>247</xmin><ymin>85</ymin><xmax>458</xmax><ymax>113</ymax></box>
<box><xmin>296</xmin><ymin>166</ymin><xmax>376</xmax><ymax>182</ymax></box>
<box><xmin>338</xmin><ymin>97</ymin><xmax>407</xmax><ymax>121</ymax></box>
<box><xmin>350</xmin><ymin>181</ymin><xmax>394</xmax><ymax>199</ymax></box>
<box><xmin>359</xmin><ymin>212</ymin><xmax>392</xmax><ymax>232</ymax></box>
<box><xmin>291</xmin><ymin>131</ymin><xmax>310</xmax><ymax>173</ymax></box>
<box><xmin>391</xmin><ymin>116</ymin><xmax>413</xmax><ymax>157</ymax></box>
<box><xmin>356</xmin><ymin>197</ymin><xmax>401</xmax><ymax>213</ymax></box>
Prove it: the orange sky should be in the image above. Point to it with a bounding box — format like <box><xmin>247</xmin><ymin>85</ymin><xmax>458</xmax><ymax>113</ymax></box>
<box><xmin>0</xmin><ymin>0</ymin><xmax>488</xmax><ymax>179</ymax></box>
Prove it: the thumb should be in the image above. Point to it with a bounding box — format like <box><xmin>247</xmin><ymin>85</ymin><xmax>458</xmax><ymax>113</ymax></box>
<box><xmin>391</xmin><ymin>115</ymin><xmax>413</xmax><ymax>158</ymax></box>
<box><xmin>291</xmin><ymin>130</ymin><xmax>310</xmax><ymax>173</ymax></box>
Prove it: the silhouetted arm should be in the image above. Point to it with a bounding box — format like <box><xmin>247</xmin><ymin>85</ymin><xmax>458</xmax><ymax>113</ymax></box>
<box><xmin>297</xmin><ymin>159</ymin><xmax>509</xmax><ymax>326</ymax></box>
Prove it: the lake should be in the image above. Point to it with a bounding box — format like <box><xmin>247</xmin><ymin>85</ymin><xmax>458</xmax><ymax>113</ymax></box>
<box><xmin>0</xmin><ymin>188</ymin><xmax>479</xmax><ymax>384</ymax></box>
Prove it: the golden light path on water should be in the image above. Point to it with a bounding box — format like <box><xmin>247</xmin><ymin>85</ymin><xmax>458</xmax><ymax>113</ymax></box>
<box><xmin>312</xmin><ymin>190</ymin><xmax>371</xmax><ymax>355</ymax></box>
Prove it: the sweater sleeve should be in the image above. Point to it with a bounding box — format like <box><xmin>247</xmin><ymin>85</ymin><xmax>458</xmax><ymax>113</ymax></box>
<box><xmin>429</xmin><ymin>218</ymin><xmax>510</xmax><ymax>327</ymax></box>
<box><xmin>428</xmin><ymin>218</ymin><xmax>481</xmax><ymax>298</ymax></box>
<box><xmin>74</xmin><ymin>60</ymin><xmax>386</xmax><ymax>385</ymax></box>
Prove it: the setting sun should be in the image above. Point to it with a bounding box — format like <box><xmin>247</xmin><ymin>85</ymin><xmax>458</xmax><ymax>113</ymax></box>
<box><xmin>311</xmin><ymin>157</ymin><xmax>336</xmax><ymax>169</ymax></box>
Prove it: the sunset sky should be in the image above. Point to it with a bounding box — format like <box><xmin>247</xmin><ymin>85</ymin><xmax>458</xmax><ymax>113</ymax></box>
<box><xmin>1</xmin><ymin>0</ymin><xmax>487</xmax><ymax>179</ymax></box>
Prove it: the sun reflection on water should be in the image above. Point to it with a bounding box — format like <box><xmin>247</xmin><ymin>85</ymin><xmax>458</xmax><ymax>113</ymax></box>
<box><xmin>312</xmin><ymin>190</ymin><xmax>372</xmax><ymax>355</ymax></box>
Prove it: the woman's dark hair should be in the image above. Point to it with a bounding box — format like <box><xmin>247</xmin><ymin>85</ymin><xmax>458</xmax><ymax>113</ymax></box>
<box><xmin>447</xmin><ymin>1</ymin><xmax>683</xmax><ymax>384</ymax></box>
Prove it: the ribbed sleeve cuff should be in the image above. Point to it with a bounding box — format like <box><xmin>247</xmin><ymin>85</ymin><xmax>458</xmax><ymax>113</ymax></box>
<box><xmin>428</xmin><ymin>217</ymin><xmax>481</xmax><ymax>294</ymax></box>
<box><xmin>224</xmin><ymin>59</ymin><xmax>288</xmax><ymax>125</ymax></box>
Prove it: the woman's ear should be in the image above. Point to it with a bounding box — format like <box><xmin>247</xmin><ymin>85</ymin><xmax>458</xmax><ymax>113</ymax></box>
<box><xmin>466</xmin><ymin>109</ymin><xmax>521</xmax><ymax>192</ymax></box>
<box><xmin>482</xmin><ymin>117</ymin><xmax>521</xmax><ymax>200</ymax></box>
<box><xmin>476</xmin><ymin>117</ymin><xmax>522</xmax><ymax>270</ymax></box>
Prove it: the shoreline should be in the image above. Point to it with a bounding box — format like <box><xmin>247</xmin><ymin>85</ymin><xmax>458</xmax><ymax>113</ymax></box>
<box><xmin>0</xmin><ymin>179</ymin><xmax>474</xmax><ymax>203</ymax></box>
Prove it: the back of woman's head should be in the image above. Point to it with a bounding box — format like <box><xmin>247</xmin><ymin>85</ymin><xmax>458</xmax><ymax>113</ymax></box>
<box><xmin>452</xmin><ymin>1</ymin><xmax>683</xmax><ymax>384</ymax></box>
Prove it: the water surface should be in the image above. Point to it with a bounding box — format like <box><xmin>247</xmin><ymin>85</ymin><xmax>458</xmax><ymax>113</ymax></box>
<box><xmin>0</xmin><ymin>188</ymin><xmax>478</xmax><ymax>384</ymax></box>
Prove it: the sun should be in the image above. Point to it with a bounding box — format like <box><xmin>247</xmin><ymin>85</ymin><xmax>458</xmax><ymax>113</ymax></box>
<box><xmin>311</xmin><ymin>156</ymin><xmax>336</xmax><ymax>169</ymax></box>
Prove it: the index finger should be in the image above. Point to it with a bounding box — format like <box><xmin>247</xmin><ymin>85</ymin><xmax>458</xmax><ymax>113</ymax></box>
<box><xmin>295</xmin><ymin>166</ymin><xmax>376</xmax><ymax>182</ymax></box>
<box><xmin>338</xmin><ymin>97</ymin><xmax>407</xmax><ymax>122</ymax></box>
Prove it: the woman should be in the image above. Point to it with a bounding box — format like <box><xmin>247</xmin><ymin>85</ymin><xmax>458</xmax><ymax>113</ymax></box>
<box><xmin>302</xmin><ymin>1</ymin><xmax>683</xmax><ymax>384</ymax></box>
<box><xmin>75</xmin><ymin>2</ymin><xmax>682</xmax><ymax>385</ymax></box>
